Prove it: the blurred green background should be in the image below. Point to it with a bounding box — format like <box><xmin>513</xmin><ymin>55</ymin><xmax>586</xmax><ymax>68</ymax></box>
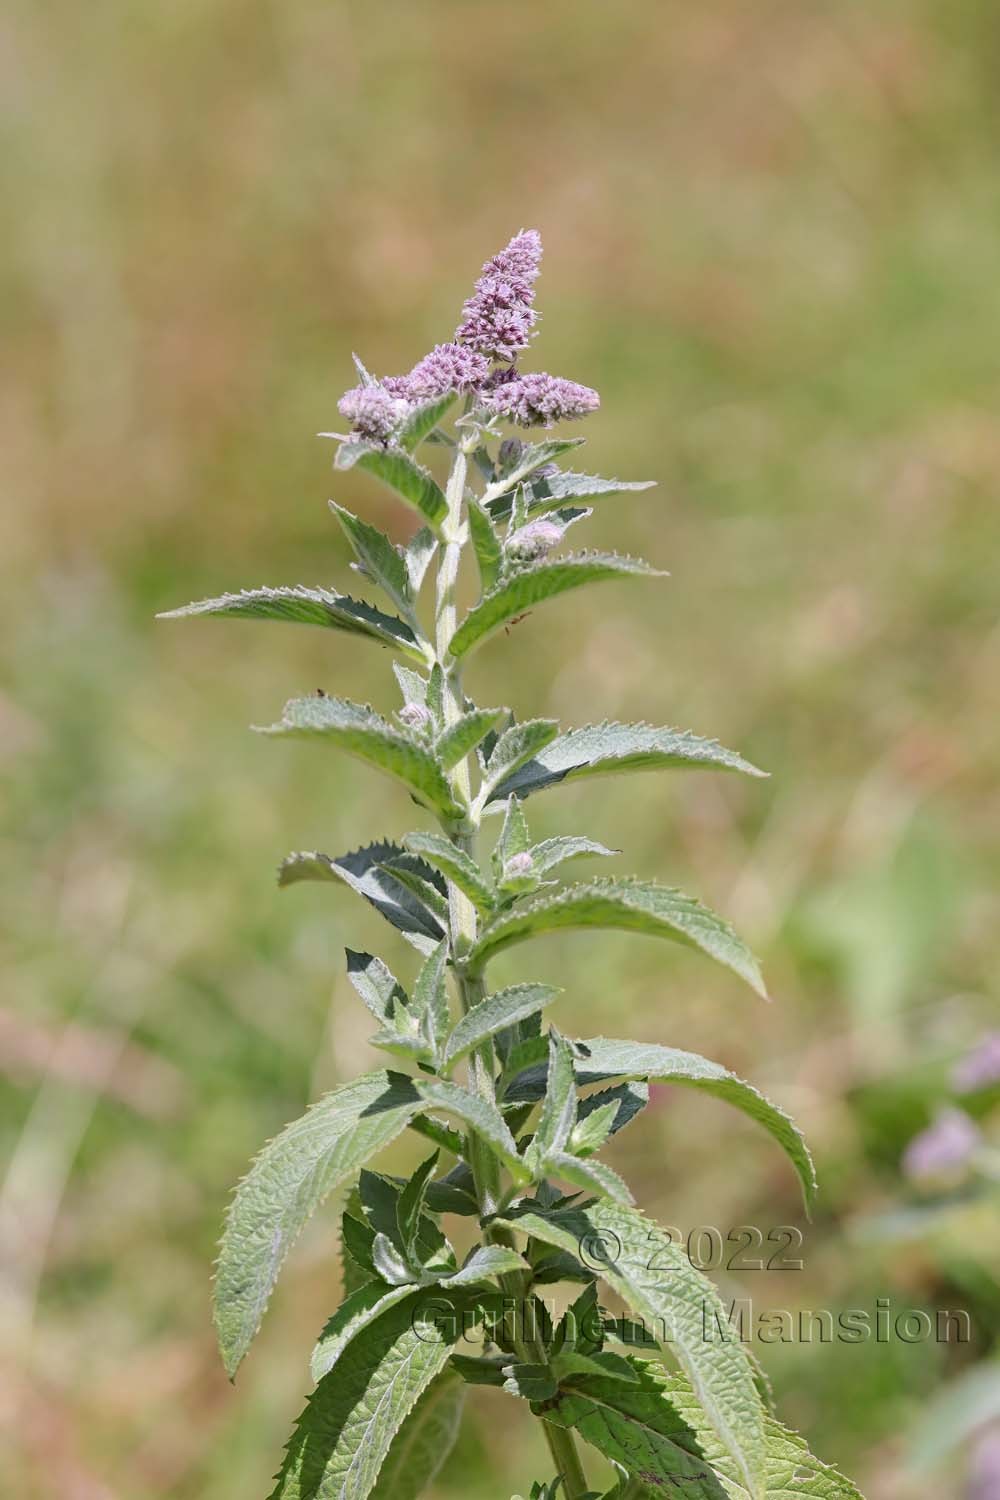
<box><xmin>2</xmin><ymin>1</ymin><xmax>999</xmax><ymax>1495</ymax></box>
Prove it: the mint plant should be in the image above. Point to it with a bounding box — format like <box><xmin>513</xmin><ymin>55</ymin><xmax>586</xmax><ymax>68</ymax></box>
<box><xmin>162</xmin><ymin>233</ymin><xmax>862</xmax><ymax>1499</ymax></box>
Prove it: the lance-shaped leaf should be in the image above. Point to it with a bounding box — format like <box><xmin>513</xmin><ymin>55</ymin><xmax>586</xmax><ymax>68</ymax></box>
<box><xmin>404</xmin><ymin>527</ymin><xmax>438</xmax><ymax>594</ymax></box>
<box><xmin>498</xmin><ymin>1202</ymin><xmax>766</xmax><ymax>1500</ymax></box>
<box><xmin>311</xmin><ymin>1281</ymin><xmax>416</xmax><ymax>1382</ymax></box>
<box><xmin>329</xmin><ymin>504</ymin><xmax>413</xmax><ymax>619</ymax></box>
<box><xmin>545</xmin><ymin>1357</ymin><xmax>729</xmax><ymax>1498</ymax></box>
<box><xmin>448</xmin><ymin>553</ymin><xmax>663</xmax><ymax>660</ymax></box>
<box><xmin>270</xmin><ymin>1290</ymin><xmax>484</xmax><ymax>1500</ymax></box>
<box><xmin>157</xmin><ymin>584</ymin><xmax>426</xmax><ymax>660</ymax></box>
<box><xmin>403</xmin><ymin>831</ymin><xmax>495</xmax><ymax>913</ymax></box>
<box><xmin>531</xmin><ymin>1032</ymin><xmax>578</xmax><ymax>1163</ymax></box>
<box><xmin>439</xmin><ymin>1244</ymin><xmax>528</xmax><ymax>1288</ymax></box>
<box><xmin>434</xmin><ymin>707</ymin><xmax>504</xmax><ymax>770</ymax></box>
<box><xmin>502</xmin><ymin>1036</ymin><xmax>814</xmax><ymax>1212</ymax></box>
<box><xmin>278</xmin><ymin>842</ymin><xmax>445</xmax><ymax>954</ymax></box>
<box><xmin>545</xmin><ymin>1151</ymin><xmax>634</xmax><ymax>1206</ymax></box>
<box><xmin>442</xmin><ymin>983</ymin><xmax>562</xmax><ymax>1071</ymax></box>
<box><xmin>258</xmin><ymin>696</ymin><xmax>465</xmax><ymax>822</ymax></box>
<box><xmin>415</xmin><ymin>1080</ymin><xmax>529</xmax><ymax>1183</ymax></box>
<box><xmin>488</xmin><ymin>468</ymin><xmax>656</xmax><ymax>522</ymax></box>
<box><xmin>469</xmin><ymin>878</ymin><xmax>766</xmax><ymax>997</ymax></box>
<box><xmin>489</xmin><ymin>720</ymin><xmax>766</xmax><ymax>803</ymax></box>
<box><xmin>468</xmin><ymin>497</ymin><xmax>503</xmax><ymax>592</ymax></box>
<box><xmin>574</xmin><ymin>1081</ymin><xmax>650</xmax><ymax>1146</ymax></box>
<box><xmin>477</xmin><ymin>722</ymin><xmax>560</xmax><ymax>808</ymax></box>
<box><xmin>335</xmin><ymin>442</ymin><xmax>449</xmax><ymax>530</ymax></box>
<box><xmin>215</xmin><ymin>1069</ymin><xmax>423</xmax><ymax>1376</ymax></box>
<box><xmin>378</xmin><ymin>857</ymin><xmax>449</xmax><ymax>926</ymax></box>
<box><xmin>369</xmin><ymin>1370</ymin><xmax>465</xmax><ymax>1500</ymax></box>
<box><xmin>410</xmin><ymin>940</ymin><xmax>450</xmax><ymax>1059</ymax></box>
<box><xmin>344</xmin><ymin>950</ymin><xmax>410</xmax><ymax>1026</ymax></box>
<box><xmin>480</xmin><ymin>437</ymin><xmax>585</xmax><ymax>504</ymax></box>
<box><xmin>527</xmin><ymin>836</ymin><xmax>619</xmax><ymax>877</ymax></box>
<box><xmin>340</xmin><ymin>1189</ymin><xmax>376</xmax><ymax>1295</ymax></box>
<box><xmin>399</xmin><ymin>392</ymin><xmax>457</xmax><ymax>452</ymax></box>
<box><xmin>577</xmin><ymin>1038</ymin><xmax>815</xmax><ymax>1212</ymax></box>
<box><xmin>663</xmin><ymin>1369</ymin><xmax>865</xmax><ymax>1500</ymax></box>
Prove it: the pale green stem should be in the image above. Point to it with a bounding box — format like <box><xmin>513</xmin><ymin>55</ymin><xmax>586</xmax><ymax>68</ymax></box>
<box><xmin>432</xmin><ymin>435</ymin><xmax>590</xmax><ymax>1500</ymax></box>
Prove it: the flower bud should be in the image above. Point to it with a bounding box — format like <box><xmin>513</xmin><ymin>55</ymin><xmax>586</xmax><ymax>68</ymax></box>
<box><xmin>398</xmin><ymin>702</ymin><xmax>431</xmax><ymax>732</ymax></box>
<box><xmin>502</xmin><ymin>852</ymin><xmax>535</xmax><ymax>881</ymax></box>
<box><xmin>505</xmin><ymin>519</ymin><xmax>564</xmax><ymax>563</ymax></box>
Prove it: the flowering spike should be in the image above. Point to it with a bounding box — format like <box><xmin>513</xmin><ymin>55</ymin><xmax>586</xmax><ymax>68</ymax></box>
<box><xmin>455</xmin><ymin>229</ymin><xmax>543</xmax><ymax>361</ymax></box>
<box><xmin>484</xmin><ymin>372</ymin><xmax>600</xmax><ymax>428</ymax></box>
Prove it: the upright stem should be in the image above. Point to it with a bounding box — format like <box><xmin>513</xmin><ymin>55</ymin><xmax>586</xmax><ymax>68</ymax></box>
<box><xmin>432</xmin><ymin>437</ymin><xmax>590</xmax><ymax>1500</ymax></box>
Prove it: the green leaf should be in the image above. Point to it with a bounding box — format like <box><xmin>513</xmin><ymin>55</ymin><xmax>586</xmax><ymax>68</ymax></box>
<box><xmin>396</xmin><ymin>1150</ymin><xmax>440</xmax><ymax>1264</ymax></box>
<box><xmin>372</xmin><ymin>1230</ymin><xmax>416</xmax><ymax>1285</ymax></box>
<box><xmin>503</xmin><ymin>1363</ymin><xmax>558</xmax><ymax>1402</ymax></box>
<box><xmin>442</xmin><ymin>983</ymin><xmax>561</xmax><ymax>1071</ymax></box>
<box><xmin>545</xmin><ymin>1358</ymin><xmax>727</xmax><ymax>1499</ymax></box>
<box><xmin>403</xmin><ymin>831</ymin><xmax>496</xmax><ymax>913</ymax></box>
<box><xmin>335</xmin><ymin>442</ymin><xmax>449</xmax><ymax>530</ymax></box>
<box><xmin>409</xmin><ymin>939</ymin><xmax>450</xmax><ymax>1058</ymax></box>
<box><xmin>311</xmin><ymin>1281</ymin><xmax>416</xmax><ymax>1382</ymax></box>
<box><xmin>258</xmin><ymin>696</ymin><xmax>465</xmax><ymax>822</ymax></box>
<box><xmin>404</xmin><ymin>527</ymin><xmax>438</xmax><ymax>594</ymax></box>
<box><xmin>449</xmin><ymin>554</ymin><xmax>663</xmax><ymax>660</ymax></box>
<box><xmin>416</xmin><ymin>1080</ymin><xmax>529</xmax><ymax>1183</ymax></box>
<box><xmin>489</xmin><ymin>721</ymin><xmax>766</xmax><ymax>803</ymax></box>
<box><xmin>663</xmin><ymin>1370</ymin><xmax>865</xmax><ymax>1499</ymax></box>
<box><xmin>469</xmin><ymin>879</ymin><xmax>767</xmax><ymax>998</ymax></box>
<box><xmin>498</xmin><ymin>1203</ymin><xmax>766</xmax><ymax>1500</ymax></box>
<box><xmin>329</xmin><ymin>504</ymin><xmax>413</xmax><ymax>618</ymax></box>
<box><xmin>494</xmin><ymin>468</ymin><xmax>656</xmax><ymax>522</ymax></box>
<box><xmin>392</xmin><ymin>661</ymin><xmax>428</xmax><ymax>707</ymax></box>
<box><xmin>279</xmin><ymin>841</ymin><xmax>446</xmax><ymax>954</ymax></box>
<box><xmin>478</xmin><ymin>722</ymin><xmax>560</xmax><ymax>808</ymax></box>
<box><xmin>400</xmin><ymin>392</ymin><xmax>457</xmax><ymax>451</ymax></box>
<box><xmin>468</xmin><ymin>497</ymin><xmax>504</xmax><ymax>592</ymax></box>
<box><xmin>340</xmin><ymin>1188</ymin><xmax>375</xmax><ymax>1295</ymax></box>
<box><xmin>157</xmin><ymin>584</ymin><xmax>425</xmax><ymax>660</ymax></box>
<box><xmin>567</xmin><ymin>1038</ymin><xmax>816</xmax><ymax>1213</ymax></box>
<box><xmin>527</xmin><ymin>836</ymin><xmax>619</xmax><ymax>877</ymax></box>
<box><xmin>545</xmin><ymin>1151</ymin><xmax>634</xmax><ymax>1206</ymax></box>
<box><xmin>440</xmin><ymin>1244</ymin><xmax>528</xmax><ymax>1287</ymax></box>
<box><xmin>357</xmin><ymin>1170</ymin><xmax>449</xmax><ymax>1268</ymax></box>
<box><xmin>531</xmin><ymin>1032</ymin><xmax>578</xmax><ymax>1162</ymax></box>
<box><xmin>435</xmin><ymin>707</ymin><xmax>505</xmax><ymax>770</ymax></box>
<box><xmin>215</xmin><ymin>1069</ymin><xmax>423</xmax><ymax>1376</ymax></box>
<box><xmin>480</xmin><ymin>438</ymin><xmax>586</xmax><ymax>503</ymax></box>
<box><xmin>345</xmin><ymin>950</ymin><xmax>410</xmax><ymax>1026</ymax></box>
<box><xmin>369</xmin><ymin>1371</ymin><xmax>465</xmax><ymax>1500</ymax></box>
<box><xmin>378</xmin><ymin>858</ymin><xmax>450</xmax><ymax>926</ymax></box>
<box><xmin>491</xmin><ymin>795</ymin><xmax>532</xmax><ymax>881</ymax></box>
<box><xmin>569</xmin><ymin>1100</ymin><xmax>621</xmax><ymax>1157</ymax></box>
<box><xmin>270</xmin><ymin>1291</ymin><xmax>481</xmax><ymax>1500</ymax></box>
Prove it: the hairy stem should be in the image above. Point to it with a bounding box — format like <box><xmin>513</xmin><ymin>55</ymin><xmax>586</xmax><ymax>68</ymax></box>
<box><xmin>433</xmin><ymin>435</ymin><xmax>590</xmax><ymax>1500</ymax></box>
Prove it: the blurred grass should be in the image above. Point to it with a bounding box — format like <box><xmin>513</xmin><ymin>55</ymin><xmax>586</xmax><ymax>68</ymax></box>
<box><xmin>1</xmin><ymin>0</ymin><xmax>999</xmax><ymax>1495</ymax></box>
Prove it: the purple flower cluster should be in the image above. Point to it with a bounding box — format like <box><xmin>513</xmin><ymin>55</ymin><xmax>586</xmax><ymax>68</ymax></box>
<box><xmin>334</xmin><ymin>231</ymin><xmax>601</xmax><ymax>444</ymax></box>
<box><xmin>406</xmin><ymin>342</ymin><xmax>490</xmax><ymax>399</ymax></box>
<box><xmin>484</xmin><ymin>371</ymin><xmax>600</xmax><ymax>428</ymax></box>
<box><xmin>337</xmin><ymin>384</ymin><xmax>411</xmax><ymax>445</ymax></box>
<box><xmin>455</xmin><ymin>229</ymin><xmax>543</xmax><ymax>361</ymax></box>
<box><xmin>902</xmin><ymin>1108</ymin><xmax>980</xmax><ymax>1182</ymax></box>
